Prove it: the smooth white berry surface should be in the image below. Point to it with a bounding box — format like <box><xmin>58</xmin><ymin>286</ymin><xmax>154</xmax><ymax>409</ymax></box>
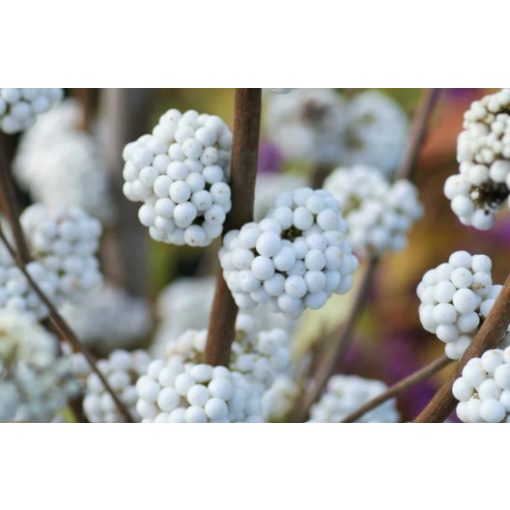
<box><xmin>122</xmin><ymin>109</ymin><xmax>233</xmax><ymax>247</ymax></box>
<box><xmin>417</xmin><ymin>251</ymin><xmax>510</xmax><ymax>360</ymax></box>
<box><xmin>136</xmin><ymin>357</ymin><xmax>263</xmax><ymax>423</ymax></box>
<box><xmin>454</xmin><ymin>346</ymin><xmax>510</xmax><ymax>422</ymax></box>
<box><xmin>308</xmin><ymin>374</ymin><xmax>399</xmax><ymax>423</ymax></box>
<box><xmin>324</xmin><ymin>164</ymin><xmax>423</xmax><ymax>255</ymax></box>
<box><xmin>0</xmin><ymin>88</ymin><xmax>63</xmax><ymax>134</ymax></box>
<box><xmin>156</xmin><ymin>322</ymin><xmax>301</xmax><ymax>422</ymax></box>
<box><xmin>220</xmin><ymin>187</ymin><xmax>358</xmax><ymax>318</ymax></box>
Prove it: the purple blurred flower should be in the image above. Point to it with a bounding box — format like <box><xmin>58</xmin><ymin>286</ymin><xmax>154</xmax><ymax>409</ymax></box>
<box><xmin>482</xmin><ymin>215</ymin><xmax>510</xmax><ymax>246</ymax></box>
<box><xmin>258</xmin><ymin>139</ymin><xmax>283</xmax><ymax>174</ymax></box>
<box><xmin>443</xmin><ymin>88</ymin><xmax>480</xmax><ymax>103</ymax></box>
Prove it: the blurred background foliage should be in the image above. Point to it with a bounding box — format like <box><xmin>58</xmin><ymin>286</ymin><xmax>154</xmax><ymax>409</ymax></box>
<box><xmin>142</xmin><ymin>88</ymin><xmax>503</xmax><ymax>421</ymax></box>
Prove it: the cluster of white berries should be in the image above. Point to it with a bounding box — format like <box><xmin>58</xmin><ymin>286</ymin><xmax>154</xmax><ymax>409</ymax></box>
<box><xmin>161</xmin><ymin>328</ymin><xmax>207</xmax><ymax>363</ymax></box>
<box><xmin>266</xmin><ymin>89</ymin><xmax>408</xmax><ymax>173</ymax></box>
<box><xmin>13</xmin><ymin>100</ymin><xmax>114</xmax><ymax>223</ymax></box>
<box><xmin>0</xmin><ymin>204</ymin><xmax>102</xmax><ymax>319</ymax></box>
<box><xmin>342</xmin><ymin>91</ymin><xmax>409</xmax><ymax>175</ymax></box>
<box><xmin>20</xmin><ymin>204</ymin><xmax>102</xmax><ymax>303</ymax></box>
<box><xmin>0</xmin><ymin>311</ymin><xmax>78</xmax><ymax>422</ymax></box>
<box><xmin>417</xmin><ymin>251</ymin><xmax>510</xmax><ymax>360</ymax></box>
<box><xmin>453</xmin><ymin>347</ymin><xmax>510</xmax><ymax>423</ymax></box>
<box><xmin>136</xmin><ymin>358</ymin><xmax>263</xmax><ymax>422</ymax></box>
<box><xmin>0</xmin><ymin>88</ymin><xmax>63</xmax><ymax>134</ymax></box>
<box><xmin>324</xmin><ymin>164</ymin><xmax>423</xmax><ymax>255</ymax></box>
<box><xmin>161</xmin><ymin>326</ymin><xmax>292</xmax><ymax>389</ymax></box>
<box><xmin>0</xmin><ymin>243</ymin><xmax>56</xmax><ymax>320</ymax></box>
<box><xmin>60</xmin><ymin>285</ymin><xmax>151</xmax><ymax>354</ymax></box>
<box><xmin>308</xmin><ymin>374</ymin><xmax>399</xmax><ymax>423</ymax></box>
<box><xmin>157</xmin><ymin>323</ymin><xmax>299</xmax><ymax>422</ymax></box>
<box><xmin>123</xmin><ymin>109</ymin><xmax>233</xmax><ymax>247</ymax></box>
<box><xmin>266</xmin><ymin>88</ymin><xmax>347</xmax><ymax>165</ymax></box>
<box><xmin>235</xmin><ymin>315</ymin><xmax>303</xmax><ymax>422</ymax></box>
<box><xmin>220</xmin><ymin>187</ymin><xmax>358</xmax><ymax>318</ymax></box>
<box><xmin>445</xmin><ymin>89</ymin><xmax>510</xmax><ymax>230</ymax></box>
<box><xmin>231</xmin><ymin>327</ymin><xmax>292</xmax><ymax>391</ymax></box>
<box><xmin>152</xmin><ymin>276</ymin><xmax>293</xmax><ymax>362</ymax></box>
<box><xmin>82</xmin><ymin>349</ymin><xmax>152</xmax><ymax>422</ymax></box>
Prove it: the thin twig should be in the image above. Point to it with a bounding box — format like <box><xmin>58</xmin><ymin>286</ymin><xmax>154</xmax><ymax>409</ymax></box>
<box><xmin>341</xmin><ymin>354</ymin><xmax>451</xmax><ymax>423</ymax></box>
<box><xmin>71</xmin><ymin>88</ymin><xmax>98</xmax><ymax>132</ymax></box>
<box><xmin>0</xmin><ymin>135</ymin><xmax>31</xmax><ymax>262</ymax></box>
<box><xmin>204</xmin><ymin>89</ymin><xmax>262</xmax><ymax>366</ymax></box>
<box><xmin>292</xmin><ymin>256</ymin><xmax>378</xmax><ymax>421</ymax></box>
<box><xmin>292</xmin><ymin>88</ymin><xmax>442</xmax><ymax>421</ymax></box>
<box><xmin>397</xmin><ymin>88</ymin><xmax>442</xmax><ymax>181</ymax></box>
<box><xmin>309</xmin><ymin>163</ymin><xmax>331</xmax><ymax>188</ymax></box>
<box><xmin>414</xmin><ymin>272</ymin><xmax>510</xmax><ymax>423</ymax></box>
<box><xmin>0</xmin><ymin>229</ymin><xmax>135</xmax><ymax>422</ymax></box>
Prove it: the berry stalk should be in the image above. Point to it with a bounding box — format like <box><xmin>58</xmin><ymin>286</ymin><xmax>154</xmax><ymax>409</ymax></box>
<box><xmin>397</xmin><ymin>88</ymin><xmax>442</xmax><ymax>181</ymax></box>
<box><xmin>341</xmin><ymin>354</ymin><xmax>451</xmax><ymax>423</ymax></box>
<box><xmin>71</xmin><ymin>88</ymin><xmax>98</xmax><ymax>132</ymax></box>
<box><xmin>204</xmin><ymin>89</ymin><xmax>262</xmax><ymax>366</ymax></box>
<box><xmin>414</xmin><ymin>272</ymin><xmax>510</xmax><ymax>423</ymax></box>
<box><xmin>309</xmin><ymin>162</ymin><xmax>331</xmax><ymax>188</ymax></box>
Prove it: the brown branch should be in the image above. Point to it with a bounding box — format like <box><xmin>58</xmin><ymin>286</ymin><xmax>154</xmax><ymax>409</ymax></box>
<box><xmin>98</xmin><ymin>88</ymin><xmax>153</xmax><ymax>295</ymax></box>
<box><xmin>309</xmin><ymin>163</ymin><xmax>331</xmax><ymax>188</ymax></box>
<box><xmin>292</xmin><ymin>88</ymin><xmax>442</xmax><ymax>421</ymax></box>
<box><xmin>204</xmin><ymin>89</ymin><xmax>262</xmax><ymax>366</ymax></box>
<box><xmin>414</xmin><ymin>272</ymin><xmax>510</xmax><ymax>423</ymax></box>
<box><xmin>341</xmin><ymin>354</ymin><xmax>451</xmax><ymax>423</ymax></box>
<box><xmin>0</xmin><ymin>135</ymin><xmax>31</xmax><ymax>262</ymax></box>
<box><xmin>397</xmin><ymin>88</ymin><xmax>442</xmax><ymax>181</ymax></box>
<box><xmin>71</xmin><ymin>88</ymin><xmax>98</xmax><ymax>132</ymax></box>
